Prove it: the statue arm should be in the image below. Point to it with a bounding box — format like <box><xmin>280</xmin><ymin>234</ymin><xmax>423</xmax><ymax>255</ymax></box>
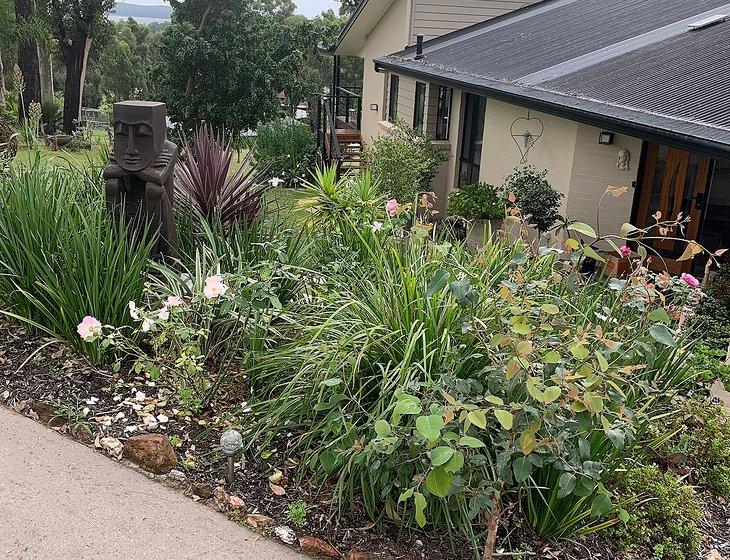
<box><xmin>105</xmin><ymin>177</ymin><xmax>124</xmax><ymax>215</ymax></box>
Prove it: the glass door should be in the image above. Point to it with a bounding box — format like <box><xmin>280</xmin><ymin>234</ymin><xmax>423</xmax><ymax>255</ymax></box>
<box><xmin>635</xmin><ymin>143</ymin><xmax>711</xmax><ymax>274</ymax></box>
<box><xmin>458</xmin><ymin>93</ymin><xmax>486</xmax><ymax>186</ymax></box>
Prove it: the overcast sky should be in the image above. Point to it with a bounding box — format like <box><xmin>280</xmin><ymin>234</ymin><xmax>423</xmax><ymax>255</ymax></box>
<box><xmin>119</xmin><ymin>0</ymin><xmax>341</xmax><ymax>18</ymax></box>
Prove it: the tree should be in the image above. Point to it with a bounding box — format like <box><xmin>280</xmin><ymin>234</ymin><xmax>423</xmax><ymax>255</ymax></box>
<box><xmin>338</xmin><ymin>0</ymin><xmax>359</xmax><ymax>16</ymax></box>
<box><xmin>158</xmin><ymin>0</ymin><xmax>331</xmax><ymax>132</ymax></box>
<box><xmin>14</xmin><ymin>0</ymin><xmax>42</xmax><ymax>119</ymax></box>
<box><xmin>47</xmin><ymin>0</ymin><xmax>114</xmax><ymax>132</ymax></box>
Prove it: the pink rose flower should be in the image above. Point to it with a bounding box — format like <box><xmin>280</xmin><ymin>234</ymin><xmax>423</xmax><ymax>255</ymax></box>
<box><xmin>619</xmin><ymin>245</ymin><xmax>632</xmax><ymax>257</ymax></box>
<box><xmin>77</xmin><ymin>316</ymin><xmax>102</xmax><ymax>342</ymax></box>
<box><xmin>204</xmin><ymin>275</ymin><xmax>228</xmax><ymax>299</ymax></box>
<box><xmin>680</xmin><ymin>273</ymin><xmax>700</xmax><ymax>288</ymax></box>
<box><xmin>386</xmin><ymin>199</ymin><xmax>399</xmax><ymax>217</ymax></box>
<box><xmin>165</xmin><ymin>295</ymin><xmax>183</xmax><ymax>307</ymax></box>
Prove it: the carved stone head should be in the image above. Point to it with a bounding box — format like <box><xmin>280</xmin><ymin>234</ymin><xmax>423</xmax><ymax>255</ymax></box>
<box><xmin>113</xmin><ymin>101</ymin><xmax>167</xmax><ymax>173</ymax></box>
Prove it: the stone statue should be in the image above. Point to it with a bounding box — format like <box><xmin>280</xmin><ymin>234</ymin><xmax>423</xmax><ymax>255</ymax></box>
<box><xmin>617</xmin><ymin>148</ymin><xmax>631</xmax><ymax>172</ymax></box>
<box><xmin>103</xmin><ymin>101</ymin><xmax>178</xmax><ymax>258</ymax></box>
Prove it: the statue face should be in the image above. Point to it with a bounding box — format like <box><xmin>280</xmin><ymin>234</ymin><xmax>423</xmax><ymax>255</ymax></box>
<box><xmin>113</xmin><ymin>101</ymin><xmax>167</xmax><ymax>173</ymax></box>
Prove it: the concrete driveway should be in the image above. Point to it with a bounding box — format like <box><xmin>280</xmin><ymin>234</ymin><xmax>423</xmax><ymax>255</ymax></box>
<box><xmin>0</xmin><ymin>406</ymin><xmax>306</xmax><ymax>560</ymax></box>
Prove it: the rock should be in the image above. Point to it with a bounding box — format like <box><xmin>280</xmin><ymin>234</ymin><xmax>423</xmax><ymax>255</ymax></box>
<box><xmin>168</xmin><ymin>469</ymin><xmax>186</xmax><ymax>482</ymax></box>
<box><xmin>71</xmin><ymin>425</ymin><xmax>95</xmax><ymax>444</ymax></box>
<box><xmin>228</xmin><ymin>495</ymin><xmax>246</xmax><ymax>511</ymax></box>
<box><xmin>30</xmin><ymin>402</ymin><xmax>65</xmax><ymax>428</ymax></box>
<box><xmin>213</xmin><ymin>487</ymin><xmax>230</xmax><ymax>511</ymax></box>
<box><xmin>122</xmin><ymin>434</ymin><xmax>176</xmax><ymax>474</ymax></box>
<box><xmin>707</xmin><ymin>551</ymin><xmax>724</xmax><ymax>560</ymax></box>
<box><xmin>274</xmin><ymin>525</ymin><xmax>297</xmax><ymax>545</ymax></box>
<box><xmin>191</xmin><ymin>482</ymin><xmax>214</xmax><ymax>500</ymax></box>
<box><xmin>346</xmin><ymin>550</ymin><xmax>376</xmax><ymax>560</ymax></box>
<box><xmin>299</xmin><ymin>535</ymin><xmax>339</xmax><ymax>558</ymax></box>
<box><xmin>246</xmin><ymin>513</ymin><xmax>275</xmax><ymax>528</ymax></box>
<box><xmin>100</xmin><ymin>436</ymin><xmax>124</xmax><ymax>459</ymax></box>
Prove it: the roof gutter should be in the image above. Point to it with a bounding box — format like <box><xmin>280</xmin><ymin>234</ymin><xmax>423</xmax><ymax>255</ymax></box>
<box><xmin>374</xmin><ymin>59</ymin><xmax>730</xmax><ymax>160</ymax></box>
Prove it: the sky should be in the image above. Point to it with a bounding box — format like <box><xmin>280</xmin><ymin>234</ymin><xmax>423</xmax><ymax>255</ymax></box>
<box><xmin>120</xmin><ymin>0</ymin><xmax>341</xmax><ymax>18</ymax></box>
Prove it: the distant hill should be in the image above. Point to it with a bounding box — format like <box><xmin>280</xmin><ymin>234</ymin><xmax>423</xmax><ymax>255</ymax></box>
<box><xmin>109</xmin><ymin>3</ymin><xmax>172</xmax><ymax>21</ymax></box>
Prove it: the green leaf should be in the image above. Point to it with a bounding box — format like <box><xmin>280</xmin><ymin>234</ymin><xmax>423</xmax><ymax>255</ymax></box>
<box><xmin>607</xmin><ymin>429</ymin><xmax>625</xmax><ymax>450</ymax></box>
<box><xmin>543</xmin><ymin>350</ymin><xmax>561</xmax><ymax>364</ymax></box>
<box><xmin>583</xmin><ymin>393</ymin><xmax>605</xmax><ymax>414</ymax></box>
<box><xmin>569</xmin><ymin>344</ymin><xmax>590</xmax><ymax>361</ymax></box>
<box><xmin>485</xmin><ymin>395</ymin><xmax>504</xmax><ymax>406</ymax></box>
<box><xmin>648</xmin><ymin>308</ymin><xmax>672</xmax><ymax>324</ymax></box>
<box><xmin>321</xmin><ymin>378</ymin><xmax>342</xmax><ymax>387</ymax></box>
<box><xmin>591</xmin><ymin>493</ymin><xmax>613</xmax><ymax>517</ymax></box>
<box><xmin>520</xmin><ymin>431</ymin><xmax>537</xmax><ymax>455</ymax></box>
<box><xmin>374</xmin><ymin>419</ymin><xmax>391</xmax><ymax>437</ymax></box>
<box><xmin>493</xmin><ymin>409</ymin><xmax>514</xmax><ymax>430</ymax></box>
<box><xmin>459</xmin><ymin>436</ymin><xmax>485</xmax><ymax>448</ymax></box>
<box><xmin>620</xmin><ymin>223</ymin><xmax>638</xmax><ymax>238</ymax></box>
<box><xmin>426</xmin><ymin>467</ymin><xmax>453</xmax><ymax>498</ymax></box>
<box><xmin>426</xmin><ymin>269</ymin><xmax>450</xmax><ymax>297</ymax></box>
<box><xmin>541</xmin><ymin>303</ymin><xmax>560</xmax><ymax>315</ymax></box>
<box><xmin>512</xmin><ymin>323</ymin><xmax>532</xmax><ymax>335</ymax></box>
<box><xmin>398</xmin><ymin>488</ymin><xmax>413</xmax><ymax>503</ymax></box>
<box><xmin>430</xmin><ymin>446</ymin><xmax>455</xmax><ymax>467</ymax></box>
<box><xmin>392</xmin><ymin>396</ymin><xmax>422</xmax><ymax>421</ymax></box>
<box><xmin>583</xmin><ymin>244</ymin><xmax>606</xmax><ymax>263</ymax></box>
<box><xmin>416</xmin><ymin>414</ymin><xmax>445</xmax><ymax>441</ymax></box>
<box><xmin>542</xmin><ymin>386</ymin><xmax>562</xmax><ymax>404</ymax></box>
<box><xmin>557</xmin><ymin>472</ymin><xmax>576</xmax><ymax>498</ymax></box>
<box><xmin>443</xmin><ymin>451</ymin><xmax>464</xmax><ymax>474</ymax></box>
<box><xmin>568</xmin><ymin>222</ymin><xmax>598</xmax><ymax>238</ymax></box>
<box><xmin>595</xmin><ymin>351</ymin><xmax>609</xmax><ymax>372</ymax></box>
<box><xmin>618</xmin><ymin>508</ymin><xmax>630</xmax><ymax>524</ymax></box>
<box><xmin>467</xmin><ymin>410</ymin><xmax>487</xmax><ymax>429</ymax></box>
<box><xmin>649</xmin><ymin>323</ymin><xmax>676</xmax><ymax>347</ymax></box>
<box><xmin>414</xmin><ymin>492</ymin><xmax>427</xmax><ymax>528</ymax></box>
<box><xmin>513</xmin><ymin>456</ymin><xmax>533</xmax><ymax>483</ymax></box>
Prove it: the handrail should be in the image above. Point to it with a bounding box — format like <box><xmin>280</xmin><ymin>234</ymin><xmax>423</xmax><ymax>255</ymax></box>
<box><xmin>336</xmin><ymin>86</ymin><xmax>362</xmax><ymax>98</ymax></box>
<box><xmin>323</xmin><ymin>99</ymin><xmax>343</xmax><ymax>163</ymax></box>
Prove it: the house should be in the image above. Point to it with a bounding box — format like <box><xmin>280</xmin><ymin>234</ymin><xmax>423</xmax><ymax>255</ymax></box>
<box><xmin>325</xmin><ymin>0</ymin><xmax>730</xmax><ymax>275</ymax></box>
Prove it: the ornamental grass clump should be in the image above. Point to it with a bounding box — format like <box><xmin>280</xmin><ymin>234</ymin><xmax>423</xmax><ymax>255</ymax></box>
<box><xmin>0</xmin><ymin>160</ymin><xmax>153</xmax><ymax>362</ymax></box>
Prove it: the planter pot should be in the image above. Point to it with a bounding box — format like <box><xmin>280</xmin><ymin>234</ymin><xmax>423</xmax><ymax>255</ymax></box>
<box><xmin>50</xmin><ymin>134</ymin><xmax>73</xmax><ymax>148</ymax></box>
<box><xmin>467</xmin><ymin>218</ymin><xmax>503</xmax><ymax>249</ymax></box>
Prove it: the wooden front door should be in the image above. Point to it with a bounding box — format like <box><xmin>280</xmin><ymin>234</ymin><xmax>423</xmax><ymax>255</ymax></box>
<box><xmin>635</xmin><ymin>143</ymin><xmax>711</xmax><ymax>274</ymax></box>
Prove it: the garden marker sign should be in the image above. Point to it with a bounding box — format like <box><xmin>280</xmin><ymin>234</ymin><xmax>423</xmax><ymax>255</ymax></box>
<box><xmin>103</xmin><ymin>101</ymin><xmax>178</xmax><ymax>258</ymax></box>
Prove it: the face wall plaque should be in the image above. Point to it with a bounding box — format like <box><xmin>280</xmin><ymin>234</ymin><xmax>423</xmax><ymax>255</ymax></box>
<box><xmin>112</xmin><ymin>101</ymin><xmax>167</xmax><ymax>173</ymax></box>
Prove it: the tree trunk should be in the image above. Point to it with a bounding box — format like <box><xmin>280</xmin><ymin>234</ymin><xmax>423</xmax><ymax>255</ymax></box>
<box><xmin>482</xmin><ymin>503</ymin><xmax>501</xmax><ymax>560</ymax></box>
<box><xmin>61</xmin><ymin>34</ymin><xmax>91</xmax><ymax>133</ymax></box>
<box><xmin>15</xmin><ymin>0</ymin><xmax>42</xmax><ymax>121</ymax></box>
<box><xmin>0</xmin><ymin>55</ymin><xmax>6</xmax><ymax>110</ymax></box>
<box><xmin>38</xmin><ymin>46</ymin><xmax>54</xmax><ymax>105</ymax></box>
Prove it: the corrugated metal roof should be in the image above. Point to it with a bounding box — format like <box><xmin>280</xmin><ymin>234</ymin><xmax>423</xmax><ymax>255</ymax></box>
<box><xmin>375</xmin><ymin>0</ymin><xmax>730</xmax><ymax>156</ymax></box>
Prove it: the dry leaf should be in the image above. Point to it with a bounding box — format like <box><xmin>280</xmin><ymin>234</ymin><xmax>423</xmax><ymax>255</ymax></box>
<box><xmin>269</xmin><ymin>481</ymin><xmax>286</xmax><ymax>496</ymax></box>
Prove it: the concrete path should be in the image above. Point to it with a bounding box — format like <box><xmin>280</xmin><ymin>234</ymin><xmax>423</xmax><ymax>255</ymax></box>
<box><xmin>0</xmin><ymin>406</ymin><xmax>306</xmax><ymax>560</ymax></box>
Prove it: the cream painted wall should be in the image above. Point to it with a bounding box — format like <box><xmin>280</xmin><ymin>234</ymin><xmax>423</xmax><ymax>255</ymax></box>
<box><xmin>567</xmin><ymin>124</ymin><xmax>643</xmax><ymax>237</ymax></box>
<box><xmin>359</xmin><ymin>0</ymin><xmax>409</xmax><ymax>144</ymax></box>
<box><xmin>479</xmin><ymin>99</ymin><xmax>578</xmax><ymax>207</ymax></box>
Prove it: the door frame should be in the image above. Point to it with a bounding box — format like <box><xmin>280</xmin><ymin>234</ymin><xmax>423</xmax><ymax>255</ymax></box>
<box><xmin>457</xmin><ymin>92</ymin><xmax>486</xmax><ymax>186</ymax></box>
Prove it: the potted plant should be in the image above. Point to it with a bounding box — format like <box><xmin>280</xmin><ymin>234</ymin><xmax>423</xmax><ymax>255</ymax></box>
<box><xmin>447</xmin><ymin>182</ymin><xmax>506</xmax><ymax>247</ymax></box>
<box><xmin>502</xmin><ymin>166</ymin><xmax>563</xmax><ymax>241</ymax></box>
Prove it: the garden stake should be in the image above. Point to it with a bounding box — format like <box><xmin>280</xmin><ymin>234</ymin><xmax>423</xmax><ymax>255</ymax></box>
<box><xmin>220</xmin><ymin>429</ymin><xmax>243</xmax><ymax>485</ymax></box>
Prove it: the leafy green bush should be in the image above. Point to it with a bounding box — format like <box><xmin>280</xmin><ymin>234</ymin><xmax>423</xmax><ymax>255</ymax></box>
<box><xmin>246</xmin><ymin>203</ymin><xmax>695</xmax><ymax>552</ymax></box>
<box><xmin>447</xmin><ymin>182</ymin><xmax>505</xmax><ymax>220</ymax></box>
<box><xmin>365</xmin><ymin>121</ymin><xmax>449</xmax><ymax>203</ymax></box>
<box><xmin>254</xmin><ymin>117</ymin><xmax>315</xmax><ymax>186</ymax></box>
<box><xmin>0</xmin><ymin>160</ymin><xmax>153</xmax><ymax>362</ymax></box>
<box><xmin>651</xmin><ymin>396</ymin><xmax>730</xmax><ymax>498</ymax></box>
<box><xmin>503</xmin><ymin>166</ymin><xmax>563</xmax><ymax>233</ymax></box>
<box><xmin>687</xmin><ymin>343</ymin><xmax>730</xmax><ymax>390</ymax></box>
<box><xmin>610</xmin><ymin>466</ymin><xmax>702</xmax><ymax>560</ymax></box>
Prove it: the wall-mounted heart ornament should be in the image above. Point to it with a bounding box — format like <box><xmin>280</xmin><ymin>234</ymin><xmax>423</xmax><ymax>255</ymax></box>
<box><xmin>510</xmin><ymin>111</ymin><xmax>544</xmax><ymax>164</ymax></box>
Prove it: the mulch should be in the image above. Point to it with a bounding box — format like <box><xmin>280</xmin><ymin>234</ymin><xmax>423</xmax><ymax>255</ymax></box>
<box><xmin>0</xmin><ymin>319</ymin><xmax>727</xmax><ymax>560</ymax></box>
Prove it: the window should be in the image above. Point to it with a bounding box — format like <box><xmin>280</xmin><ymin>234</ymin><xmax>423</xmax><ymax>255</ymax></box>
<box><xmin>388</xmin><ymin>74</ymin><xmax>399</xmax><ymax>122</ymax></box>
<box><xmin>413</xmin><ymin>82</ymin><xmax>426</xmax><ymax>131</ymax></box>
<box><xmin>458</xmin><ymin>93</ymin><xmax>487</xmax><ymax>186</ymax></box>
<box><xmin>435</xmin><ymin>86</ymin><xmax>453</xmax><ymax>140</ymax></box>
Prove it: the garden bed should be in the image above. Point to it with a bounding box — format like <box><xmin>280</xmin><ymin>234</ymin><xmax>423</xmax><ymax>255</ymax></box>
<box><xmin>1</xmin><ymin>319</ymin><xmax>728</xmax><ymax>560</ymax></box>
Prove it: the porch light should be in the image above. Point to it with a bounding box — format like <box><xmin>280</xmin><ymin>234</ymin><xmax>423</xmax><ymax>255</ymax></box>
<box><xmin>598</xmin><ymin>131</ymin><xmax>614</xmax><ymax>145</ymax></box>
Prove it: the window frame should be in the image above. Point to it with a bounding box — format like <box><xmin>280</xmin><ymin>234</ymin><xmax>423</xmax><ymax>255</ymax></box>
<box><xmin>435</xmin><ymin>85</ymin><xmax>453</xmax><ymax>140</ymax></box>
<box><xmin>413</xmin><ymin>81</ymin><xmax>427</xmax><ymax>131</ymax></box>
<box><xmin>388</xmin><ymin>74</ymin><xmax>400</xmax><ymax>122</ymax></box>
